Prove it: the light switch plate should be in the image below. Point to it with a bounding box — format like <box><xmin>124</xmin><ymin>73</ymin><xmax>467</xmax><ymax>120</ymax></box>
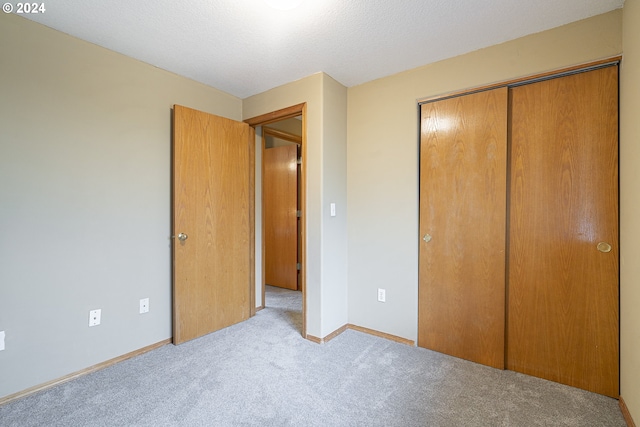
<box><xmin>0</xmin><ymin>331</ymin><xmax>5</xmax><ymax>351</ymax></box>
<box><xmin>330</xmin><ymin>203</ymin><xmax>336</xmax><ymax>217</ymax></box>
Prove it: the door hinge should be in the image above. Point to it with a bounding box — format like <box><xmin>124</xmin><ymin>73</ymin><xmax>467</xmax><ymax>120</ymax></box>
<box><xmin>296</xmin><ymin>210</ymin><xmax>302</xmax><ymax>218</ymax></box>
<box><xmin>296</xmin><ymin>263</ymin><xmax>301</xmax><ymax>270</ymax></box>
<box><xmin>297</xmin><ymin>157</ymin><xmax>302</xmax><ymax>165</ymax></box>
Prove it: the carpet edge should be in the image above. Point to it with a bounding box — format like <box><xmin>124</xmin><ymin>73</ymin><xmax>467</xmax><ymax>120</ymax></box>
<box><xmin>0</xmin><ymin>338</ymin><xmax>172</xmax><ymax>406</ymax></box>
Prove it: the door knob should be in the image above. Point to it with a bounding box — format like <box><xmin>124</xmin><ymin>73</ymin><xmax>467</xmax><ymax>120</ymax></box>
<box><xmin>596</xmin><ymin>242</ymin><xmax>611</xmax><ymax>253</ymax></box>
<box><xmin>423</xmin><ymin>234</ymin><xmax>432</xmax><ymax>243</ymax></box>
<box><xmin>178</xmin><ymin>233</ymin><xmax>188</xmax><ymax>242</ymax></box>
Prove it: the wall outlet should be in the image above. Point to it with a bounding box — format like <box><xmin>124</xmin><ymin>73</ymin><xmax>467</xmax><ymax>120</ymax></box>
<box><xmin>378</xmin><ymin>288</ymin><xmax>386</xmax><ymax>303</ymax></box>
<box><xmin>139</xmin><ymin>298</ymin><xmax>149</xmax><ymax>314</ymax></box>
<box><xmin>0</xmin><ymin>331</ymin><xmax>5</xmax><ymax>351</ymax></box>
<box><xmin>89</xmin><ymin>309</ymin><xmax>101</xmax><ymax>327</ymax></box>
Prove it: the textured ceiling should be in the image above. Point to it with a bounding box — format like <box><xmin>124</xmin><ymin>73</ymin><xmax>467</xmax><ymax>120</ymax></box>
<box><xmin>23</xmin><ymin>0</ymin><xmax>624</xmax><ymax>99</ymax></box>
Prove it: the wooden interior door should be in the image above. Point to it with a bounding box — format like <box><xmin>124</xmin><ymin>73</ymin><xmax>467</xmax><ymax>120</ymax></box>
<box><xmin>264</xmin><ymin>144</ymin><xmax>298</xmax><ymax>290</ymax></box>
<box><xmin>418</xmin><ymin>87</ymin><xmax>508</xmax><ymax>369</ymax></box>
<box><xmin>172</xmin><ymin>105</ymin><xmax>254</xmax><ymax>345</ymax></box>
<box><xmin>507</xmin><ymin>66</ymin><xmax>619</xmax><ymax>397</ymax></box>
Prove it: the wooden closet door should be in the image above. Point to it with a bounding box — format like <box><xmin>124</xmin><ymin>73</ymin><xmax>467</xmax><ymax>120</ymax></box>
<box><xmin>418</xmin><ymin>87</ymin><xmax>508</xmax><ymax>369</ymax></box>
<box><xmin>507</xmin><ymin>66</ymin><xmax>619</xmax><ymax>397</ymax></box>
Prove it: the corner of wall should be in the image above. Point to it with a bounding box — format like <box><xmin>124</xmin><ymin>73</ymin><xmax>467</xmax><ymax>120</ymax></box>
<box><xmin>319</xmin><ymin>72</ymin><xmax>349</xmax><ymax>337</ymax></box>
<box><xmin>620</xmin><ymin>0</ymin><xmax>640</xmax><ymax>424</ymax></box>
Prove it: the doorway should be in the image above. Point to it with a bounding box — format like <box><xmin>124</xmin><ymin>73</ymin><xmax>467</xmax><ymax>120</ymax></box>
<box><xmin>245</xmin><ymin>104</ymin><xmax>307</xmax><ymax>337</ymax></box>
<box><xmin>263</xmin><ymin>124</ymin><xmax>301</xmax><ymax>292</ymax></box>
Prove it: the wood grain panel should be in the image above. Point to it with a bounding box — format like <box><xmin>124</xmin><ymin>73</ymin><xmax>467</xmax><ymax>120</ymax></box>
<box><xmin>507</xmin><ymin>66</ymin><xmax>619</xmax><ymax>397</ymax></box>
<box><xmin>173</xmin><ymin>105</ymin><xmax>252</xmax><ymax>344</ymax></box>
<box><xmin>264</xmin><ymin>144</ymin><xmax>298</xmax><ymax>290</ymax></box>
<box><xmin>418</xmin><ymin>87</ymin><xmax>508</xmax><ymax>369</ymax></box>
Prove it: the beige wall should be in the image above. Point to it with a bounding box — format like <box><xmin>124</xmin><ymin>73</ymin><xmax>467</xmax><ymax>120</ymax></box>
<box><xmin>264</xmin><ymin>120</ymin><xmax>301</xmax><ymax>165</ymax></box>
<box><xmin>266</xmin><ymin>117</ymin><xmax>303</xmax><ymax>137</ymax></box>
<box><xmin>346</xmin><ymin>10</ymin><xmax>623</xmax><ymax>341</ymax></box>
<box><xmin>243</xmin><ymin>73</ymin><xmax>348</xmax><ymax>338</ymax></box>
<box><xmin>319</xmin><ymin>74</ymin><xmax>349</xmax><ymax>336</ymax></box>
<box><xmin>621</xmin><ymin>0</ymin><xmax>640</xmax><ymax>421</ymax></box>
<box><xmin>0</xmin><ymin>13</ymin><xmax>241</xmax><ymax>399</ymax></box>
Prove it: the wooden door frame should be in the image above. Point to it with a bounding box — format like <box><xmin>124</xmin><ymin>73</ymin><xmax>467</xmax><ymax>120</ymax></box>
<box><xmin>245</xmin><ymin>103</ymin><xmax>307</xmax><ymax>337</ymax></box>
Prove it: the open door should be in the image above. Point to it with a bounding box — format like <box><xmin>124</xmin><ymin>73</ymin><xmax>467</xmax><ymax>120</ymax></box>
<box><xmin>172</xmin><ymin>105</ymin><xmax>254</xmax><ymax>345</ymax></box>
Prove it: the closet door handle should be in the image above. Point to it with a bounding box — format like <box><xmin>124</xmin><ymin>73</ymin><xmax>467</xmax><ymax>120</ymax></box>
<box><xmin>423</xmin><ymin>234</ymin><xmax>432</xmax><ymax>243</ymax></box>
<box><xmin>597</xmin><ymin>242</ymin><xmax>611</xmax><ymax>253</ymax></box>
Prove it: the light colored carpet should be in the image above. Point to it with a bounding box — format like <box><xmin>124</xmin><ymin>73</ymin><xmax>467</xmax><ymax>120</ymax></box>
<box><xmin>0</xmin><ymin>285</ymin><xmax>626</xmax><ymax>426</ymax></box>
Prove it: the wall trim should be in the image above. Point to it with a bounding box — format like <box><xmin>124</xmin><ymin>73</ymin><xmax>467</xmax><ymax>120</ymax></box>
<box><xmin>305</xmin><ymin>334</ymin><xmax>323</xmax><ymax>344</ymax></box>
<box><xmin>348</xmin><ymin>324</ymin><xmax>415</xmax><ymax>346</ymax></box>
<box><xmin>306</xmin><ymin>324</ymin><xmax>414</xmax><ymax>346</ymax></box>
<box><xmin>0</xmin><ymin>338</ymin><xmax>171</xmax><ymax>406</ymax></box>
<box><xmin>620</xmin><ymin>396</ymin><xmax>637</xmax><ymax>427</ymax></box>
<box><xmin>306</xmin><ymin>324</ymin><xmax>348</xmax><ymax>344</ymax></box>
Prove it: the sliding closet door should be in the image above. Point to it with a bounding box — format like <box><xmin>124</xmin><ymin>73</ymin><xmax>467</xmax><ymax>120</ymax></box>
<box><xmin>418</xmin><ymin>87</ymin><xmax>508</xmax><ymax>369</ymax></box>
<box><xmin>507</xmin><ymin>66</ymin><xmax>619</xmax><ymax>397</ymax></box>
